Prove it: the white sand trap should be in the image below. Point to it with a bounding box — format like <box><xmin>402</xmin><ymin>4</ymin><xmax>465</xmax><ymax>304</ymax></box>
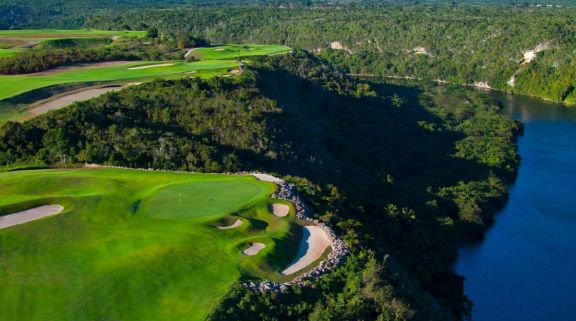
<box><xmin>218</xmin><ymin>219</ymin><xmax>243</xmax><ymax>230</ymax></box>
<box><xmin>128</xmin><ymin>63</ymin><xmax>174</xmax><ymax>70</ymax></box>
<box><xmin>243</xmin><ymin>242</ymin><xmax>266</xmax><ymax>256</ymax></box>
<box><xmin>184</xmin><ymin>48</ymin><xmax>197</xmax><ymax>58</ymax></box>
<box><xmin>29</xmin><ymin>86</ymin><xmax>123</xmax><ymax>116</ymax></box>
<box><xmin>252</xmin><ymin>173</ymin><xmax>284</xmax><ymax>184</ymax></box>
<box><xmin>214</xmin><ymin>48</ymin><xmax>225</xmax><ymax>51</ymax></box>
<box><xmin>0</xmin><ymin>205</ymin><xmax>64</xmax><ymax>230</ymax></box>
<box><xmin>282</xmin><ymin>226</ymin><xmax>332</xmax><ymax>275</ymax></box>
<box><xmin>270</xmin><ymin>203</ymin><xmax>289</xmax><ymax>217</ymax></box>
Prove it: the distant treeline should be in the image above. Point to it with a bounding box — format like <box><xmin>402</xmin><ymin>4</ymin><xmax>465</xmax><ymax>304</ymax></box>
<box><xmin>1</xmin><ymin>2</ymin><xmax>574</xmax><ymax>102</ymax></box>
<box><xmin>0</xmin><ymin>37</ymin><xmax>186</xmax><ymax>74</ymax></box>
<box><xmin>87</xmin><ymin>5</ymin><xmax>576</xmax><ymax>104</ymax></box>
<box><xmin>0</xmin><ymin>51</ymin><xmax>521</xmax><ymax>320</ymax></box>
<box><xmin>0</xmin><ymin>48</ymin><xmax>137</xmax><ymax>74</ymax></box>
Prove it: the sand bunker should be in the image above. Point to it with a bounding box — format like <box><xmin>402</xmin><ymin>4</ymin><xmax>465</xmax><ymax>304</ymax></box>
<box><xmin>128</xmin><ymin>63</ymin><xmax>174</xmax><ymax>70</ymax></box>
<box><xmin>218</xmin><ymin>219</ymin><xmax>243</xmax><ymax>230</ymax></box>
<box><xmin>269</xmin><ymin>203</ymin><xmax>289</xmax><ymax>217</ymax></box>
<box><xmin>184</xmin><ymin>48</ymin><xmax>197</xmax><ymax>58</ymax></box>
<box><xmin>252</xmin><ymin>173</ymin><xmax>285</xmax><ymax>184</ymax></box>
<box><xmin>0</xmin><ymin>205</ymin><xmax>64</xmax><ymax>230</ymax></box>
<box><xmin>243</xmin><ymin>242</ymin><xmax>266</xmax><ymax>256</ymax></box>
<box><xmin>214</xmin><ymin>48</ymin><xmax>225</xmax><ymax>51</ymax></box>
<box><xmin>29</xmin><ymin>86</ymin><xmax>124</xmax><ymax>116</ymax></box>
<box><xmin>282</xmin><ymin>226</ymin><xmax>332</xmax><ymax>275</ymax></box>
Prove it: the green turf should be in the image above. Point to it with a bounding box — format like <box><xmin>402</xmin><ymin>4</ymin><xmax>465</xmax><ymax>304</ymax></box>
<box><xmin>0</xmin><ymin>29</ymin><xmax>145</xmax><ymax>39</ymax></box>
<box><xmin>192</xmin><ymin>44</ymin><xmax>291</xmax><ymax>60</ymax></box>
<box><xmin>0</xmin><ymin>48</ymin><xmax>25</xmax><ymax>57</ymax></box>
<box><xmin>0</xmin><ymin>60</ymin><xmax>239</xmax><ymax>101</ymax></box>
<box><xmin>0</xmin><ymin>168</ymin><xmax>299</xmax><ymax>321</ymax></box>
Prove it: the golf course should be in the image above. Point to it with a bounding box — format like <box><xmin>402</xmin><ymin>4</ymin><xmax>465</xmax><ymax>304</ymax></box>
<box><xmin>0</xmin><ymin>30</ymin><xmax>291</xmax><ymax>126</ymax></box>
<box><xmin>0</xmin><ymin>168</ymin><xmax>303</xmax><ymax>321</ymax></box>
<box><xmin>191</xmin><ymin>44</ymin><xmax>291</xmax><ymax>60</ymax></box>
<box><xmin>0</xmin><ymin>60</ymin><xmax>240</xmax><ymax>101</ymax></box>
<box><xmin>0</xmin><ymin>29</ymin><xmax>145</xmax><ymax>58</ymax></box>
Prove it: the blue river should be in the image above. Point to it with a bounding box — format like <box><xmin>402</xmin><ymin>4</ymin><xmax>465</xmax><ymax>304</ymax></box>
<box><xmin>455</xmin><ymin>92</ymin><xmax>576</xmax><ymax>321</ymax></box>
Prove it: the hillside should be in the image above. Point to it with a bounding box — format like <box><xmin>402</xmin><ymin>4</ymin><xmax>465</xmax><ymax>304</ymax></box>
<box><xmin>0</xmin><ymin>51</ymin><xmax>520</xmax><ymax>320</ymax></box>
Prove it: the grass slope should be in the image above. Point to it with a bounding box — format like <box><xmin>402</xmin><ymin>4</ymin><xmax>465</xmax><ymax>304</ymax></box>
<box><xmin>0</xmin><ymin>48</ymin><xmax>25</xmax><ymax>57</ymax></box>
<box><xmin>0</xmin><ymin>168</ymin><xmax>299</xmax><ymax>321</ymax></box>
<box><xmin>0</xmin><ymin>29</ymin><xmax>145</xmax><ymax>39</ymax></box>
<box><xmin>192</xmin><ymin>44</ymin><xmax>291</xmax><ymax>60</ymax></box>
<box><xmin>0</xmin><ymin>29</ymin><xmax>145</xmax><ymax>57</ymax></box>
<box><xmin>0</xmin><ymin>60</ymin><xmax>239</xmax><ymax>101</ymax></box>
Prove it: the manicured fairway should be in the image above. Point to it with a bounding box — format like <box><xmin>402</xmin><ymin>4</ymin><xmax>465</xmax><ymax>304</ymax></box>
<box><xmin>192</xmin><ymin>44</ymin><xmax>291</xmax><ymax>60</ymax></box>
<box><xmin>0</xmin><ymin>168</ymin><xmax>299</xmax><ymax>321</ymax></box>
<box><xmin>0</xmin><ymin>48</ymin><xmax>25</xmax><ymax>57</ymax></box>
<box><xmin>0</xmin><ymin>29</ymin><xmax>145</xmax><ymax>39</ymax></box>
<box><xmin>0</xmin><ymin>60</ymin><xmax>239</xmax><ymax>101</ymax></box>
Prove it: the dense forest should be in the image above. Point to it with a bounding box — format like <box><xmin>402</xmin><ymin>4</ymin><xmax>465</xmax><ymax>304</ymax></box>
<box><xmin>0</xmin><ymin>51</ymin><xmax>521</xmax><ymax>320</ymax></box>
<box><xmin>1</xmin><ymin>1</ymin><xmax>574</xmax><ymax>104</ymax></box>
<box><xmin>92</xmin><ymin>5</ymin><xmax>575</xmax><ymax>105</ymax></box>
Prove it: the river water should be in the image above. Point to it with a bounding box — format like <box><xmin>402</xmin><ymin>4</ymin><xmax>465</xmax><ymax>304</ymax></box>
<box><xmin>455</xmin><ymin>92</ymin><xmax>576</xmax><ymax>321</ymax></box>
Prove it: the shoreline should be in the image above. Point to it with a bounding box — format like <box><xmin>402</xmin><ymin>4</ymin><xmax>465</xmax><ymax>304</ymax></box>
<box><xmin>350</xmin><ymin>73</ymin><xmax>573</xmax><ymax>106</ymax></box>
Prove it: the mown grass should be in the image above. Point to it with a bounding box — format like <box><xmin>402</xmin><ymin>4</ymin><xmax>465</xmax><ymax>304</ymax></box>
<box><xmin>0</xmin><ymin>48</ymin><xmax>26</xmax><ymax>57</ymax></box>
<box><xmin>0</xmin><ymin>168</ymin><xmax>300</xmax><ymax>321</ymax></box>
<box><xmin>0</xmin><ymin>29</ymin><xmax>145</xmax><ymax>39</ymax></box>
<box><xmin>0</xmin><ymin>60</ymin><xmax>239</xmax><ymax>101</ymax></box>
<box><xmin>192</xmin><ymin>44</ymin><xmax>291</xmax><ymax>60</ymax></box>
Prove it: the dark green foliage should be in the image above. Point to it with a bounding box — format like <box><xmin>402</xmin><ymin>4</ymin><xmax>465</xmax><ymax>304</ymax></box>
<box><xmin>146</xmin><ymin>27</ymin><xmax>159</xmax><ymax>39</ymax></box>
<box><xmin>0</xmin><ymin>47</ymin><xmax>138</xmax><ymax>74</ymax></box>
<box><xmin>39</xmin><ymin>37</ymin><xmax>112</xmax><ymax>49</ymax></box>
<box><xmin>0</xmin><ymin>37</ymin><xmax>186</xmax><ymax>74</ymax></box>
<box><xmin>82</xmin><ymin>5</ymin><xmax>576</xmax><ymax>104</ymax></box>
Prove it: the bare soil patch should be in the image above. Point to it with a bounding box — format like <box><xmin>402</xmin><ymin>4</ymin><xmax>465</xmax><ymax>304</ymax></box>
<box><xmin>28</xmin><ymin>86</ymin><xmax>124</xmax><ymax>116</ymax></box>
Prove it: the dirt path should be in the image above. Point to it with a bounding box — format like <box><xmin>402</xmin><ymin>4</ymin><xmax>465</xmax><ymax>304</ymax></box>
<box><xmin>281</xmin><ymin>226</ymin><xmax>332</xmax><ymax>275</ymax></box>
<box><xmin>217</xmin><ymin>219</ymin><xmax>243</xmax><ymax>229</ymax></box>
<box><xmin>243</xmin><ymin>242</ymin><xmax>266</xmax><ymax>256</ymax></box>
<box><xmin>28</xmin><ymin>86</ymin><xmax>125</xmax><ymax>116</ymax></box>
<box><xmin>27</xmin><ymin>61</ymin><xmax>133</xmax><ymax>76</ymax></box>
<box><xmin>0</xmin><ymin>205</ymin><xmax>64</xmax><ymax>230</ymax></box>
<box><xmin>269</xmin><ymin>203</ymin><xmax>289</xmax><ymax>217</ymax></box>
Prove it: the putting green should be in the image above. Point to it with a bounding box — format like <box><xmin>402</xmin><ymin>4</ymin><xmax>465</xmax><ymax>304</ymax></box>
<box><xmin>0</xmin><ymin>168</ymin><xmax>299</xmax><ymax>321</ymax></box>
<box><xmin>146</xmin><ymin>181</ymin><xmax>270</xmax><ymax>220</ymax></box>
<box><xmin>192</xmin><ymin>44</ymin><xmax>291</xmax><ymax>60</ymax></box>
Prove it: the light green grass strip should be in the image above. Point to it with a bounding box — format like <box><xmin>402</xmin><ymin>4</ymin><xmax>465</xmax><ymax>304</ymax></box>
<box><xmin>0</xmin><ymin>29</ymin><xmax>145</xmax><ymax>39</ymax></box>
<box><xmin>0</xmin><ymin>48</ymin><xmax>25</xmax><ymax>57</ymax></box>
<box><xmin>193</xmin><ymin>44</ymin><xmax>291</xmax><ymax>60</ymax></box>
<box><xmin>0</xmin><ymin>60</ymin><xmax>239</xmax><ymax>101</ymax></box>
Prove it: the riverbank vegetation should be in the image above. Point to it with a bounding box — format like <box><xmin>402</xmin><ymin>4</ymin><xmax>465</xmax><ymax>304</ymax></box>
<box><xmin>0</xmin><ymin>50</ymin><xmax>521</xmax><ymax>320</ymax></box>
